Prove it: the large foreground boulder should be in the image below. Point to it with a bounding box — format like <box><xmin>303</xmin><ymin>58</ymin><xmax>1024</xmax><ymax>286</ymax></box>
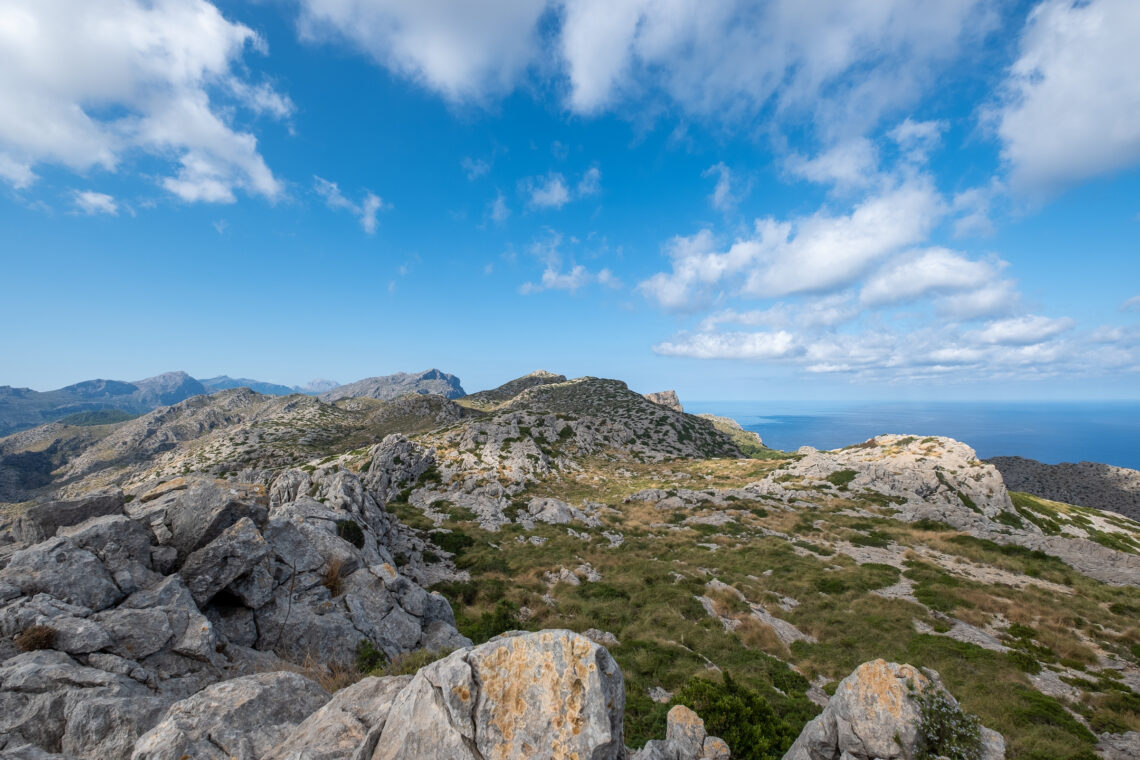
<box><xmin>264</xmin><ymin>629</ymin><xmax>729</xmax><ymax>760</ymax></box>
<box><xmin>373</xmin><ymin>629</ymin><xmax>625</xmax><ymax>760</ymax></box>
<box><xmin>782</xmin><ymin>659</ymin><xmax>1004</xmax><ymax>760</ymax></box>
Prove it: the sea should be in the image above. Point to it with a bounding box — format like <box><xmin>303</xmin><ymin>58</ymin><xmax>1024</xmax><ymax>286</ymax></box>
<box><xmin>684</xmin><ymin>401</ymin><xmax>1140</xmax><ymax>471</ymax></box>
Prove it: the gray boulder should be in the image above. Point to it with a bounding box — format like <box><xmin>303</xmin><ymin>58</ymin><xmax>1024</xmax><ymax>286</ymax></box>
<box><xmin>15</xmin><ymin>490</ymin><xmax>124</xmax><ymax>543</ymax></box>
<box><xmin>130</xmin><ymin>671</ymin><xmax>329</xmax><ymax>760</ymax></box>
<box><xmin>781</xmin><ymin>659</ymin><xmax>1004</xmax><ymax>760</ymax></box>
<box><xmin>178</xmin><ymin>517</ymin><xmax>269</xmax><ymax>606</ymax></box>
<box><xmin>264</xmin><ymin>675</ymin><xmax>412</xmax><ymax>760</ymax></box>
<box><xmin>162</xmin><ymin>479</ymin><xmax>268</xmax><ymax>560</ymax></box>
<box><xmin>0</xmin><ymin>538</ymin><xmax>123</xmax><ymax>612</ymax></box>
<box><xmin>373</xmin><ymin>629</ymin><xmax>625</xmax><ymax>760</ymax></box>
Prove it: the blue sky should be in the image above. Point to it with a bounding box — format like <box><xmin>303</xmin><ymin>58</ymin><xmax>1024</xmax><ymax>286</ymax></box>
<box><xmin>1</xmin><ymin>0</ymin><xmax>1138</xmax><ymax>401</ymax></box>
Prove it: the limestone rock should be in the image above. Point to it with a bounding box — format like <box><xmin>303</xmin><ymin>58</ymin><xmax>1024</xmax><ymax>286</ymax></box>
<box><xmin>178</xmin><ymin>517</ymin><xmax>269</xmax><ymax>606</ymax></box>
<box><xmin>264</xmin><ymin>675</ymin><xmax>412</xmax><ymax>760</ymax></box>
<box><xmin>373</xmin><ymin>629</ymin><xmax>625</xmax><ymax>760</ymax></box>
<box><xmin>645</xmin><ymin>390</ymin><xmax>684</xmax><ymax>413</ymax></box>
<box><xmin>130</xmin><ymin>671</ymin><xmax>329</xmax><ymax>760</ymax></box>
<box><xmin>0</xmin><ymin>538</ymin><xmax>123</xmax><ymax>612</ymax></box>
<box><xmin>781</xmin><ymin>659</ymin><xmax>1004</xmax><ymax>760</ymax></box>
<box><xmin>15</xmin><ymin>489</ymin><xmax>125</xmax><ymax>543</ymax></box>
<box><xmin>630</xmin><ymin>705</ymin><xmax>731</xmax><ymax>760</ymax></box>
<box><xmin>360</xmin><ymin>434</ymin><xmax>437</xmax><ymax>503</ymax></box>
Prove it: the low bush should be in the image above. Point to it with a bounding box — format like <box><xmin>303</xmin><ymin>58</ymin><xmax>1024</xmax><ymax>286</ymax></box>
<box><xmin>674</xmin><ymin>672</ymin><xmax>797</xmax><ymax>760</ymax></box>
<box><xmin>15</xmin><ymin>625</ymin><xmax>57</xmax><ymax>652</ymax></box>
<box><xmin>912</xmin><ymin>684</ymin><xmax>983</xmax><ymax>760</ymax></box>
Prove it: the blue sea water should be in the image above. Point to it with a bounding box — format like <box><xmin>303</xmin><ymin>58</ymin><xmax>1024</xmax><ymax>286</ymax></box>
<box><xmin>684</xmin><ymin>401</ymin><xmax>1140</xmax><ymax>471</ymax></box>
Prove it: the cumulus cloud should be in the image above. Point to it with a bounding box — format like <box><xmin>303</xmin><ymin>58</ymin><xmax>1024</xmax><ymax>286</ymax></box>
<box><xmin>969</xmin><ymin>315</ymin><xmax>1074</xmax><ymax>345</ymax></box>
<box><xmin>518</xmin><ymin>265</ymin><xmax>590</xmax><ymax>294</ymax></box>
<box><xmin>523</xmin><ymin>173</ymin><xmax>570</xmax><ymax>209</ymax></box>
<box><xmin>558</xmin><ymin>0</ymin><xmax>993</xmax><ymax>133</ymax></box>
<box><xmin>859</xmin><ymin>248</ymin><xmax>998</xmax><ymax>306</ymax></box>
<box><xmin>0</xmin><ymin>0</ymin><xmax>286</xmax><ymax>201</ymax></box>
<box><xmin>639</xmin><ymin>177</ymin><xmax>943</xmax><ymax>310</ymax></box>
<box><xmin>296</xmin><ymin>0</ymin><xmax>548</xmax><ymax>103</ymax></box>
<box><xmin>314</xmin><ymin>176</ymin><xmax>387</xmax><ymax>233</ymax></box>
<box><xmin>522</xmin><ymin>167</ymin><xmax>601</xmax><ymax>209</ymax></box>
<box><xmin>654</xmin><ymin>330</ymin><xmax>799</xmax><ymax>360</ymax></box>
<box><xmin>994</xmin><ymin>0</ymin><xmax>1140</xmax><ymax>191</ymax></box>
<box><xmin>292</xmin><ymin>1</ymin><xmax>992</xmax><ymax>137</ymax></box>
<box><xmin>888</xmin><ymin>118</ymin><xmax>947</xmax><ymax>163</ymax></box>
<box><xmin>73</xmin><ymin>190</ymin><xmax>118</xmax><ymax>216</ymax></box>
<box><xmin>785</xmin><ymin>139</ymin><xmax>878</xmax><ymax>190</ymax></box>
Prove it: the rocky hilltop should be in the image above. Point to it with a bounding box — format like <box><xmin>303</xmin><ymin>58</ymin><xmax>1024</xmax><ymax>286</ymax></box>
<box><xmin>2</xmin><ymin>371</ymin><xmax>1140</xmax><ymax>759</ymax></box>
<box><xmin>320</xmin><ymin>369</ymin><xmax>466</xmax><ymax>403</ymax></box>
<box><xmin>989</xmin><ymin>456</ymin><xmax>1140</xmax><ymax>522</ymax></box>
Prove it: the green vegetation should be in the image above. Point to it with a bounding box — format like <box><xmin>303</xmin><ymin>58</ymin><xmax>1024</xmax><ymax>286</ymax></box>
<box><xmin>57</xmin><ymin>409</ymin><xmax>139</xmax><ymax>426</ymax></box>
<box><xmin>825</xmin><ymin>469</ymin><xmax>857</xmax><ymax>489</ymax></box>
<box><xmin>674</xmin><ymin>673</ymin><xmax>798</xmax><ymax>760</ymax></box>
<box><xmin>913</xmin><ymin>683</ymin><xmax>983</xmax><ymax>760</ymax></box>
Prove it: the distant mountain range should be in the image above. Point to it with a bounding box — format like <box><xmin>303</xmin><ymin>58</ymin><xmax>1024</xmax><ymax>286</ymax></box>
<box><xmin>0</xmin><ymin>369</ymin><xmax>465</xmax><ymax>437</ymax></box>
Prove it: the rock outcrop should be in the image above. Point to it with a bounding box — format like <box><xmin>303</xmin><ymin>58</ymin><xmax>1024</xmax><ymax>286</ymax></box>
<box><xmin>989</xmin><ymin>456</ymin><xmax>1140</xmax><ymax>521</ymax></box>
<box><xmin>320</xmin><ymin>369</ymin><xmax>465</xmax><ymax>403</ymax></box>
<box><xmin>782</xmin><ymin>659</ymin><xmax>1004</xmax><ymax>760</ymax></box>
<box><xmin>645</xmin><ymin>390</ymin><xmax>683</xmax><ymax>413</ymax></box>
<box><xmin>0</xmin><ymin>469</ymin><xmax>468</xmax><ymax>759</ymax></box>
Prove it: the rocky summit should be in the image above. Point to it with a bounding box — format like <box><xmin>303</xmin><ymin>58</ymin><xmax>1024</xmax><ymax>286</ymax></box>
<box><xmin>2</xmin><ymin>371</ymin><xmax>1140</xmax><ymax>760</ymax></box>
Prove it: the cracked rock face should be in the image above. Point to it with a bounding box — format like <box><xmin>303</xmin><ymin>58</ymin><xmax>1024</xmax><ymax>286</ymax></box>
<box><xmin>0</xmin><ymin>469</ymin><xmax>468</xmax><ymax>760</ymax></box>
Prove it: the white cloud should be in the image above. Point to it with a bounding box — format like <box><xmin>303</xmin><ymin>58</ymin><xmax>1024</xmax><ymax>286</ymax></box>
<box><xmin>0</xmin><ymin>0</ymin><xmax>286</xmax><ymax>201</ymax></box>
<box><xmin>951</xmin><ymin>182</ymin><xmax>1002</xmax><ymax>238</ymax></box>
<box><xmin>523</xmin><ymin>167</ymin><xmax>601</xmax><ymax>209</ymax></box>
<box><xmin>559</xmin><ymin>0</ymin><xmax>993</xmax><ymax>134</ymax></box>
<box><xmin>314</xmin><ymin>176</ymin><xmax>387</xmax><ymax>233</ymax></box>
<box><xmin>970</xmin><ymin>315</ymin><xmax>1074</xmax><ymax>345</ymax></box>
<box><xmin>859</xmin><ymin>248</ymin><xmax>996</xmax><ymax>306</ymax></box>
<box><xmin>785</xmin><ymin>139</ymin><xmax>878</xmax><ymax>190</ymax></box>
<box><xmin>524</xmin><ymin>172</ymin><xmax>570</xmax><ymax>209</ymax></box>
<box><xmin>462</xmin><ymin>156</ymin><xmax>491</xmax><ymax>180</ymax></box>
<box><xmin>995</xmin><ymin>0</ymin><xmax>1140</xmax><ymax>191</ymax></box>
<box><xmin>294</xmin><ymin>1</ymin><xmax>993</xmax><ymax>137</ymax></box>
<box><xmin>73</xmin><ymin>190</ymin><xmax>117</xmax><ymax>216</ymax></box>
<box><xmin>519</xmin><ymin>264</ymin><xmax>591</xmax><ymax>294</ymax></box>
<box><xmin>654</xmin><ymin>330</ymin><xmax>799</xmax><ymax>360</ymax></box>
<box><xmin>1123</xmin><ymin>295</ymin><xmax>1140</xmax><ymax>312</ymax></box>
<box><xmin>639</xmin><ymin>177</ymin><xmax>943</xmax><ymax>310</ymax></box>
<box><xmin>577</xmin><ymin>166</ymin><xmax>601</xmax><ymax>197</ymax></box>
<box><xmin>889</xmin><ymin>118</ymin><xmax>947</xmax><ymax>163</ymax></box>
<box><xmin>936</xmin><ymin>280</ymin><xmax>1019</xmax><ymax>321</ymax></box>
<box><xmin>0</xmin><ymin>154</ymin><xmax>35</xmax><ymax>188</ymax></box>
<box><xmin>296</xmin><ymin>0</ymin><xmax>548</xmax><ymax>103</ymax></box>
<box><xmin>702</xmin><ymin>162</ymin><xmax>743</xmax><ymax>211</ymax></box>
<box><xmin>489</xmin><ymin>192</ymin><xmax>510</xmax><ymax>224</ymax></box>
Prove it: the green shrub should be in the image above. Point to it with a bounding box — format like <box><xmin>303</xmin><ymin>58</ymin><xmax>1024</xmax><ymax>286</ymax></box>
<box><xmin>336</xmin><ymin>520</ymin><xmax>365</xmax><ymax>548</ymax></box>
<box><xmin>355</xmin><ymin>639</ymin><xmax>386</xmax><ymax>672</ymax></box>
<box><xmin>912</xmin><ymin>684</ymin><xmax>983</xmax><ymax>760</ymax></box>
<box><xmin>825</xmin><ymin>469</ymin><xmax>857</xmax><ymax>490</ymax></box>
<box><xmin>674</xmin><ymin>672</ymin><xmax>797</xmax><ymax>760</ymax></box>
<box><xmin>429</xmin><ymin>529</ymin><xmax>475</xmax><ymax>555</ymax></box>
